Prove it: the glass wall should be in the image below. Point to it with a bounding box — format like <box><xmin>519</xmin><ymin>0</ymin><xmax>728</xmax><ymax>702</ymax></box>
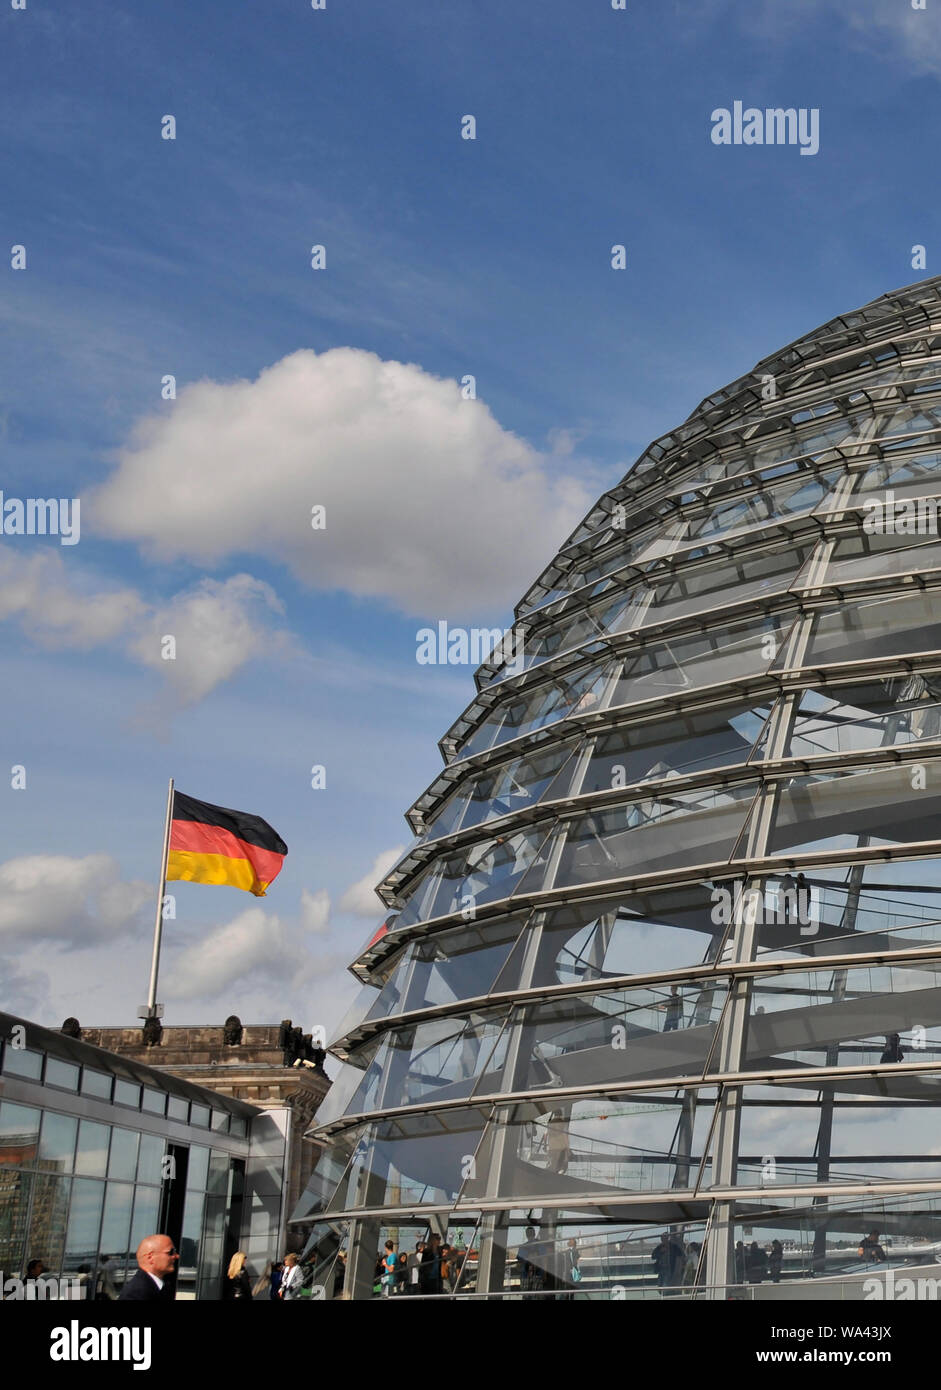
<box><xmin>0</xmin><ymin>1016</ymin><xmax>258</xmax><ymax>1299</ymax></box>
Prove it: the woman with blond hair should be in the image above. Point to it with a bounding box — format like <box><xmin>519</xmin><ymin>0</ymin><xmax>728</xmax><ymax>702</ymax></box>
<box><xmin>223</xmin><ymin>1250</ymin><xmax>252</xmax><ymax>1300</ymax></box>
<box><xmin>279</xmin><ymin>1251</ymin><xmax>302</xmax><ymax>1300</ymax></box>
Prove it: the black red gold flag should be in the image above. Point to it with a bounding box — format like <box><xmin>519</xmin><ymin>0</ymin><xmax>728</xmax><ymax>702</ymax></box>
<box><xmin>167</xmin><ymin>791</ymin><xmax>287</xmax><ymax>897</ymax></box>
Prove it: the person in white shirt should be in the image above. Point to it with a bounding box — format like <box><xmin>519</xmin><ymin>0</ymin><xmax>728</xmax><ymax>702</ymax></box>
<box><xmin>279</xmin><ymin>1253</ymin><xmax>302</xmax><ymax>1300</ymax></box>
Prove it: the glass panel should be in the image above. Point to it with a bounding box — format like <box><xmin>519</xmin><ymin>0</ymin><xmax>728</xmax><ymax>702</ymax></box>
<box><xmin>38</xmin><ymin>1112</ymin><xmax>77</xmax><ymax>1173</ymax></box>
<box><xmin>80</xmin><ymin>1069</ymin><xmax>112</xmax><ymax>1101</ymax></box>
<box><xmin>328</xmin><ymin>1036</ymin><xmax>392</xmax><ymax>1121</ymax></box>
<box><xmin>737</xmin><ymin>1081</ymin><xmax>941</xmax><ymax>1187</ymax></box>
<box><xmin>167</xmin><ymin>1095</ymin><xmax>189</xmax><ymax>1122</ymax></box>
<box><xmin>790</xmin><ymin>413</ymin><xmax>861</xmax><ymax>454</ymax></box>
<box><xmin>609</xmin><ymin>612</ymin><xmax>794</xmax><ymax>707</ymax></box>
<box><xmin>314</xmin><ymin>1043</ymin><xmax>385</xmax><ymax>1128</ymax></box>
<box><xmin>509</xmin><ymin>827</ymin><xmax>558</xmax><ymax>899</ymax></box>
<box><xmin>760</xmin><ymin>677</ymin><xmax>941</xmax><ymax>760</ymax></box>
<box><xmin>642</xmin><ymin>546</ymin><xmax>811</xmax><ymax>626</ymax></box>
<box><xmin>530</xmin><ymin>885</ymin><xmax>729</xmax><ymax>987</ymax></box>
<box><xmin>462</xmin><ymin>1094</ymin><xmax>718</xmax><ymax>1203</ymax></box>
<box><xmin>325</xmin><ymin>1108</ymin><xmax>491</xmax><ymax>1213</ymax></box>
<box><xmin>425</xmin><ymin>741</ymin><xmax>581</xmax><ymax>845</ymax></box>
<box><xmin>99</xmin><ymin>1182</ymin><xmax>134</xmax><ymax>1270</ymax></box>
<box><xmin>577</xmin><ymin>701</ymin><xmax>771</xmax><ymax>793</ymax></box>
<box><xmin>332</xmin><ymin>950</ymin><xmax>408</xmax><ymax>1042</ymax></box>
<box><xmin>211</xmin><ymin>1110</ymin><xmax>228</xmax><ymax>1133</ymax></box>
<box><xmin>353</xmin><ymin>949</ymin><xmax>411</xmax><ymax>1025</ymax></box>
<box><xmin>362</xmin><ymin>917</ymin><xmax>526</xmax><ymax>1023</ymax></box>
<box><xmin>2</xmin><ymin>1047</ymin><xmax>43</xmax><ymax>1080</ymax></box>
<box><xmin>510</xmin><ymin>981</ymin><xmax>727</xmax><ymax>1093</ymax></box>
<box><xmin>199</xmin><ymin>1194</ymin><xmax>226</xmax><ymax>1300</ymax></box>
<box><xmin>136</xmin><ymin>1134</ymin><xmax>165</xmax><ymax>1186</ymax></box>
<box><xmin>63</xmin><ymin>1177</ymin><xmax>105</xmax><ymax>1272</ymax></box>
<box><xmin>45</xmin><ymin>1058</ymin><xmax>80</xmax><ymax>1091</ymax></box>
<box><xmin>0</xmin><ymin>1101</ymin><xmax>41</xmax><ymax>1167</ymax></box>
<box><xmin>178</xmin><ymin>1190</ymin><xmax>204</xmax><ymax>1297</ymax></box>
<box><xmin>524</xmin><ymin>526</ymin><xmax>660</xmax><ymax>613</ymax></box>
<box><xmin>823</xmin><ymin>530</ymin><xmax>941</xmax><ymax>585</ymax></box>
<box><xmin>460</xmin><ymin>661</ymin><xmax>612</xmax><ymax>759</ymax></box>
<box><xmin>129</xmin><ymin>1186</ymin><xmax>160</xmax><ymax>1251</ymax></box>
<box><xmin>681</xmin><ymin>468</ymin><xmax>839</xmax><ymax>540</ymax></box>
<box><xmin>291</xmin><ymin>1127</ymin><xmax>369</xmax><ymax>1221</ymax></box>
<box><xmin>344</xmin><ymin>1009</ymin><xmax>509</xmax><ymax>1111</ymax></box>
<box><xmin>724</xmin><ymin>1188</ymin><xmax>941</xmax><ymax>1285</ymax></box>
<box><xmin>396</xmin><ymin>826</ymin><xmax>553</xmax><ymax>928</ymax></box>
<box><xmin>491</xmin><ymin>1210</ymin><xmax>709</xmax><ymax>1297</ymax></box>
<box><xmin>107</xmin><ymin>1128</ymin><xmax>139</xmax><ymax>1182</ymax></box>
<box><xmin>416</xmin><ymin>782</ymin><xmax>475</xmax><ymax>842</ymax></box>
<box><xmin>185</xmin><ymin>1145</ymin><xmax>209</xmax><ymax>1191</ymax></box>
<box><xmin>27</xmin><ymin>1174</ymin><xmax>70</xmax><ymax>1274</ymax></box>
<box><xmin>190</xmin><ymin>1103</ymin><xmax>210</xmax><ymax>1128</ymax></box>
<box><xmin>856</xmin><ymin>452</ymin><xmax>941</xmax><ymax>499</ymax></box>
<box><xmin>878</xmin><ymin>400</ymin><xmax>941</xmax><ymax>437</ymax></box>
<box><xmin>555</xmin><ymin>782</ymin><xmax>759</xmax><ymax>887</ymax></box>
<box><xmin>496</xmin><ymin>600</ymin><xmax>638</xmax><ymax>680</ymax></box>
<box><xmin>207</xmin><ymin>1150</ymin><xmax>229</xmax><ymax>1196</ymax></box>
<box><xmin>805</xmin><ymin>590</ymin><xmax>941</xmax><ymax>667</ymax></box>
<box><xmin>749</xmin><ymin>858</ymin><xmax>941</xmax><ymax>961</ymax></box>
<box><xmin>0</xmin><ymin>1170</ymin><xmax>30</xmax><ymax>1272</ymax></box>
<box><xmin>113</xmin><ymin>1080</ymin><xmax>141</xmax><ymax>1109</ymax></box>
<box><xmin>745</xmin><ymin>959</ymin><xmax>941</xmax><ymax>1072</ymax></box>
<box><xmin>768</xmin><ymin>759</ymin><xmax>941</xmax><ymax>857</ymax></box>
<box><xmin>75</xmin><ymin>1120</ymin><xmax>110</xmax><ymax>1178</ymax></box>
<box><xmin>230</xmin><ymin>1115</ymin><xmax>247</xmax><ymax>1139</ymax></box>
<box><xmin>142</xmin><ymin>1087</ymin><xmax>166</xmax><ymax>1116</ymax></box>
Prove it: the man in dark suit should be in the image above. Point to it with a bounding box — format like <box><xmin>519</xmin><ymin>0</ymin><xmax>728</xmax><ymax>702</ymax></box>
<box><xmin>119</xmin><ymin>1234</ymin><xmax>178</xmax><ymax>1301</ymax></box>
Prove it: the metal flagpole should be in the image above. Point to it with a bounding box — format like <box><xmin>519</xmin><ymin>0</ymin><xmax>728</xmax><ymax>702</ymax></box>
<box><xmin>142</xmin><ymin>777</ymin><xmax>174</xmax><ymax>1018</ymax></box>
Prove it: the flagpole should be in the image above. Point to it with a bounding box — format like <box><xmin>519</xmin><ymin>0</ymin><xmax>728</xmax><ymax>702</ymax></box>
<box><xmin>144</xmin><ymin>777</ymin><xmax>174</xmax><ymax>1014</ymax></box>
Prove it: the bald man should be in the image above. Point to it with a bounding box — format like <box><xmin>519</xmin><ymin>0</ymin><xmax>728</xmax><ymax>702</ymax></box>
<box><xmin>118</xmin><ymin>1234</ymin><xmax>178</xmax><ymax>1301</ymax></box>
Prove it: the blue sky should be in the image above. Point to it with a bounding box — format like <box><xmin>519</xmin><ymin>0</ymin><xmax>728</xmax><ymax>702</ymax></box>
<box><xmin>1</xmin><ymin>0</ymin><xmax>939</xmax><ymax>1039</ymax></box>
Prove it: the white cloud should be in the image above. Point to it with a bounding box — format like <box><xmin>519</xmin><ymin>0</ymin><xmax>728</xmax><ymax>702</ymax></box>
<box><xmin>165</xmin><ymin>907</ymin><xmax>291</xmax><ymax>1000</ymax></box>
<box><xmin>0</xmin><ymin>854</ymin><xmax>151</xmax><ymax>945</ymax></box>
<box><xmin>0</xmin><ymin>547</ymin><xmax>143</xmax><ymax>647</ymax></box>
<box><xmin>723</xmin><ymin>0</ymin><xmax>941</xmax><ymax>77</ymax></box>
<box><xmin>131</xmin><ymin>573</ymin><xmax>287</xmax><ymax>706</ymax></box>
<box><xmin>300</xmin><ymin>887</ymin><xmax>330</xmax><ymax>936</ymax></box>
<box><xmin>164</xmin><ymin>904</ymin><xmax>344</xmax><ymax>1001</ymax></box>
<box><xmin>842</xmin><ymin>4</ymin><xmax>941</xmax><ymax>76</ymax></box>
<box><xmin>0</xmin><ymin>955</ymin><xmax>53</xmax><ymax>1019</ymax></box>
<box><xmin>92</xmin><ymin>349</ymin><xmax>593</xmax><ymax>618</ymax></box>
<box><xmin>0</xmin><ymin>548</ymin><xmax>288</xmax><ymax>710</ymax></box>
<box><xmin>339</xmin><ymin>846</ymin><xmax>406</xmax><ymax>917</ymax></box>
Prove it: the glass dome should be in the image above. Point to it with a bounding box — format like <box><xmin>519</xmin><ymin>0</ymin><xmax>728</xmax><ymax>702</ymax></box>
<box><xmin>299</xmin><ymin>277</ymin><xmax>941</xmax><ymax>1299</ymax></box>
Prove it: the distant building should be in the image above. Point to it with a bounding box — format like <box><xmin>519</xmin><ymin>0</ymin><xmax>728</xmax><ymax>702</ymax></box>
<box><xmin>0</xmin><ymin>1010</ymin><xmax>326</xmax><ymax>1298</ymax></box>
<box><xmin>76</xmin><ymin>1017</ymin><xmax>330</xmax><ymax>1259</ymax></box>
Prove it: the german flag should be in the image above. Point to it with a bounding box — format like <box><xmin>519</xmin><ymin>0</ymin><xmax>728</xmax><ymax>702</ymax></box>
<box><xmin>167</xmin><ymin>792</ymin><xmax>288</xmax><ymax>897</ymax></box>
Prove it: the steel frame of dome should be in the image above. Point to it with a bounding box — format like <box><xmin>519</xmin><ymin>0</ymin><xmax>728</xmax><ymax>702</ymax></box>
<box><xmin>301</xmin><ymin>277</ymin><xmax>941</xmax><ymax>1299</ymax></box>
